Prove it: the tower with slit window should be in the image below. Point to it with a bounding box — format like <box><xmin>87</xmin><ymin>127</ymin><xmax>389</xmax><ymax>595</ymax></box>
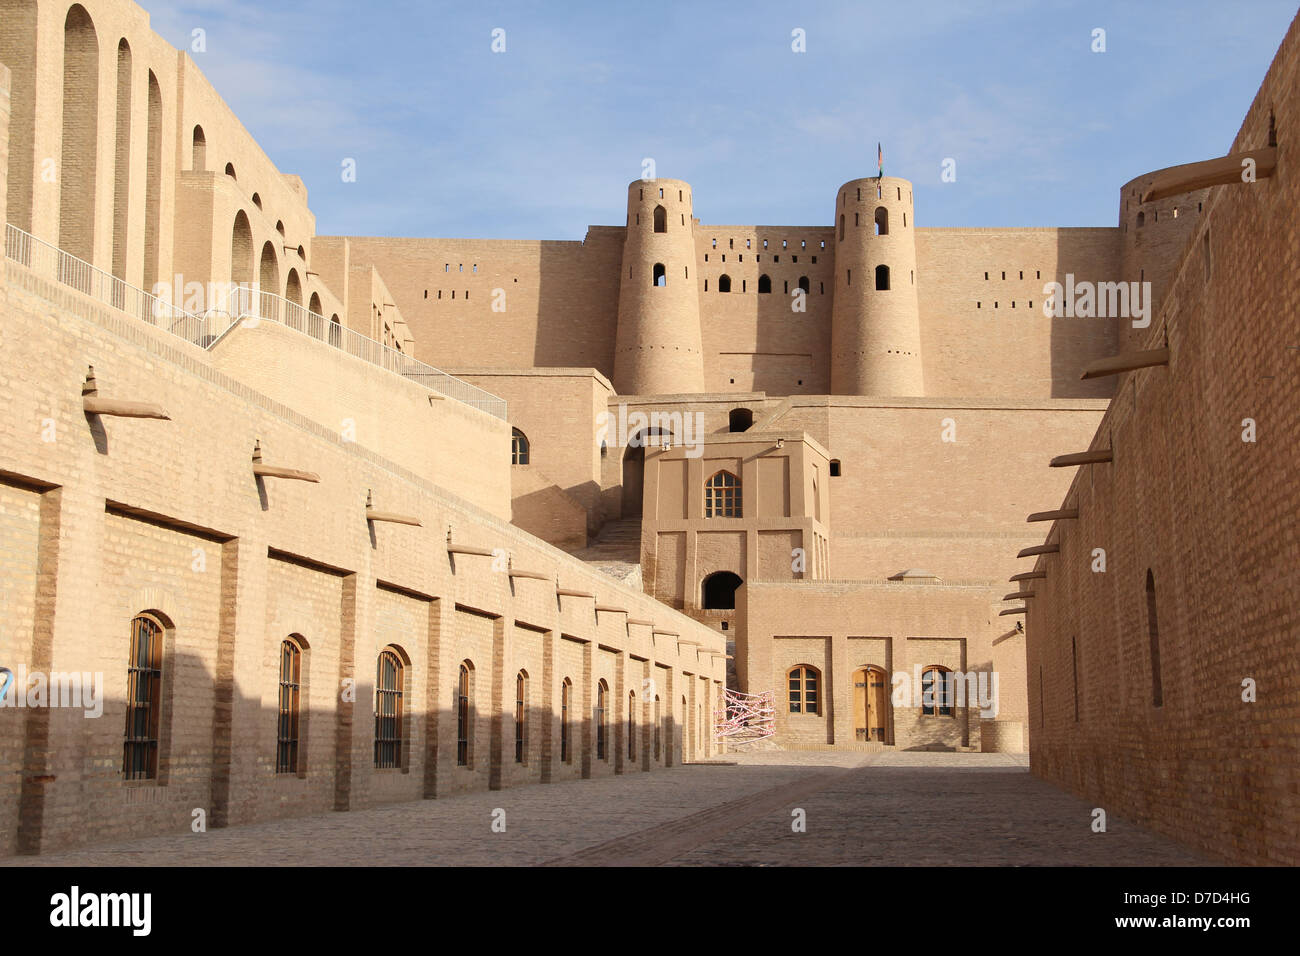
<box><xmin>613</xmin><ymin>178</ymin><xmax>706</xmax><ymax>395</ymax></box>
<box><xmin>830</xmin><ymin>176</ymin><xmax>924</xmax><ymax>395</ymax></box>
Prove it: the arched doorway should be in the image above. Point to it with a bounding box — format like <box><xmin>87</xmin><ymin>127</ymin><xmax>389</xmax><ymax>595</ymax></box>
<box><xmin>701</xmin><ymin>571</ymin><xmax>742</xmax><ymax>610</ymax></box>
<box><xmin>621</xmin><ymin>427</ymin><xmax>672</xmax><ymax>518</ymax></box>
<box><xmin>852</xmin><ymin>666</ymin><xmax>890</xmax><ymax>743</ymax></box>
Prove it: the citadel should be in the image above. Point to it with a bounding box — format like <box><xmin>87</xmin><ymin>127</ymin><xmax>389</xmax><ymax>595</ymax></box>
<box><xmin>0</xmin><ymin>0</ymin><xmax>1295</xmax><ymax>866</ymax></box>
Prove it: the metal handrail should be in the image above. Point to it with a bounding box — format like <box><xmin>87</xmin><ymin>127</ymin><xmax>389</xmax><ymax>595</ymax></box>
<box><xmin>3</xmin><ymin>223</ymin><xmax>506</xmax><ymax>420</ymax></box>
<box><xmin>4</xmin><ymin>223</ymin><xmax>221</xmax><ymax>347</ymax></box>
<box><xmin>222</xmin><ymin>285</ymin><xmax>506</xmax><ymax>419</ymax></box>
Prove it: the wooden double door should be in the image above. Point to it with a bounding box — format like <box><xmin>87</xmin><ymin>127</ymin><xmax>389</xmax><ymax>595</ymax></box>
<box><xmin>852</xmin><ymin>666</ymin><xmax>889</xmax><ymax>743</ymax></box>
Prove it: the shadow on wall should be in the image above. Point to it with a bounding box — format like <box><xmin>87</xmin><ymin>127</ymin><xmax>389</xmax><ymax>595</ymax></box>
<box><xmin>1048</xmin><ymin>231</ymin><xmax>1125</xmax><ymax>399</ymax></box>
<box><xmin>0</xmin><ymin>643</ymin><xmax>687</xmax><ymax>858</ymax></box>
<box><xmin>534</xmin><ymin>236</ymin><xmax>623</xmax><ymax>377</ymax></box>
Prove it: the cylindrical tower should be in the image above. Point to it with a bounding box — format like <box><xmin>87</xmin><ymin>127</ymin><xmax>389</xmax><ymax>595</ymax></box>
<box><xmin>830</xmin><ymin>176</ymin><xmax>924</xmax><ymax>396</ymax></box>
<box><xmin>613</xmin><ymin>178</ymin><xmax>705</xmax><ymax>395</ymax></box>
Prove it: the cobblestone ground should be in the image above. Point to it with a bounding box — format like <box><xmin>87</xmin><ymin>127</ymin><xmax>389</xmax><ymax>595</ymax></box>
<box><xmin>3</xmin><ymin>751</ymin><xmax>1211</xmax><ymax>866</ymax></box>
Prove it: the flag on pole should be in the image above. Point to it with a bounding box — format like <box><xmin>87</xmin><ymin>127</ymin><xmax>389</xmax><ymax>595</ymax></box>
<box><xmin>878</xmin><ymin>142</ymin><xmax>883</xmax><ymax>178</ymax></box>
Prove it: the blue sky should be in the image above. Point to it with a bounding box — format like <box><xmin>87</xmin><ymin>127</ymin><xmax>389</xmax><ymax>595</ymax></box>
<box><xmin>149</xmin><ymin>0</ymin><xmax>1297</xmax><ymax>239</ymax></box>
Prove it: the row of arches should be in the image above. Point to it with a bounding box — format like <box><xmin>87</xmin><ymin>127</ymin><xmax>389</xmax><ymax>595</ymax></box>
<box><xmin>229</xmin><ymin>210</ymin><xmax>333</xmax><ymax>322</ymax></box>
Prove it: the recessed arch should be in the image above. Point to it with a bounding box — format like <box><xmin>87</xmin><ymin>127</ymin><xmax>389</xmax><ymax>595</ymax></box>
<box><xmin>285</xmin><ymin>268</ymin><xmax>302</xmax><ymax>306</ymax></box>
<box><xmin>718</xmin><ymin>274</ymin><xmax>732</xmax><ymax>293</ymax></box>
<box><xmin>143</xmin><ymin>70</ymin><xmax>163</xmax><ymax>291</ymax></box>
<box><xmin>258</xmin><ymin>241</ymin><xmax>279</xmax><ymax>298</ymax></box>
<box><xmin>875</xmin><ymin>264</ymin><xmax>891</xmax><ymax>290</ymax></box>
<box><xmin>251</xmin><ymin>192</ymin><xmax>262</xmax><ymax>210</ymax></box>
<box><xmin>374</xmin><ymin>646</ymin><xmax>405</xmax><ymax>768</ymax></box>
<box><xmin>275</xmin><ymin>220</ymin><xmax>286</xmax><ymax>237</ymax></box>
<box><xmin>230</xmin><ymin>211</ymin><xmax>253</xmax><ymax>289</ymax></box>
<box><xmin>728</xmin><ymin>408</ymin><xmax>753</xmax><ymax>432</ymax></box>
<box><xmin>191</xmin><ymin>124</ymin><xmax>206</xmax><ymax>171</ymax></box>
<box><xmin>111</xmin><ymin>39</ymin><xmax>132</xmax><ymax>287</ymax></box>
<box><xmin>920</xmin><ymin>665</ymin><xmax>955</xmax><ymax>716</ymax></box>
<box><xmin>60</xmin><ymin>4</ymin><xmax>99</xmax><ymax>265</ymax></box>
<box><xmin>874</xmin><ymin>206</ymin><xmax>889</xmax><ymax>235</ymax></box>
<box><xmin>511</xmin><ymin>427</ymin><xmax>530</xmax><ymax>465</ymax></box>
<box><xmin>652</xmin><ymin>262</ymin><xmax>666</xmax><ymax>287</ymax></box>
<box><xmin>653</xmin><ymin>204</ymin><xmax>667</xmax><ymax>232</ymax></box>
<box><xmin>798</xmin><ymin>275</ymin><xmax>810</xmax><ymax>293</ymax></box>
<box><xmin>308</xmin><ymin>292</ymin><xmax>322</xmax><ymax>315</ymax></box>
<box><xmin>701</xmin><ymin>570</ymin><xmax>742</xmax><ymax>610</ymax></box>
<box><xmin>225</xmin><ymin>162</ymin><xmax>237</xmax><ymax>180</ymax></box>
<box><xmin>757</xmin><ymin>274</ymin><xmax>772</xmax><ymax>294</ymax></box>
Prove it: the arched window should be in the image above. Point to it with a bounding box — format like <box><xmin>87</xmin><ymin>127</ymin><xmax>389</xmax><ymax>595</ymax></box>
<box><xmin>457</xmin><ymin>661</ymin><xmax>473</xmax><ymax>766</ymax></box>
<box><xmin>276</xmin><ymin>637</ymin><xmax>303</xmax><ymax>774</ymax></box>
<box><xmin>191</xmin><ymin>125</ymin><xmax>206</xmax><ymax>172</ymax></box>
<box><xmin>838</xmin><ymin>214</ymin><xmax>845</xmax><ymax>242</ymax></box>
<box><xmin>757</xmin><ymin>274</ymin><xmax>772</xmax><ymax>293</ymax></box>
<box><xmin>285</xmin><ymin>269</ymin><xmax>302</xmax><ymax>306</ymax></box>
<box><xmin>224</xmin><ymin>162</ymin><xmax>236</xmax><ymax>180</ymax></box>
<box><xmin>309</xmin><ymin>292</ymin><xmax>322</xmax><ymax>315</ymax></box>
<box><xmin>124</xmin><ymin>613</ymin><xmax>164</xmax><ymax>780</ymax></box>
<box><xmin>718</xmin><ymin>274</ymin><xmax>732</xmax><ymax>293</ymax></box>
<box><xmin>230</xmin><ymin>210</ymin><xmax>252</xmax><ymax>289</ymax></box>
<box><xmin>701</xmin><ymin>571</ymin><xmax>743</xmax><ymax>610</ymax></box>
<box><xmin>653</xmin><ymin>205</ymin><xmax>667</xmax><ymax>233</ymax></box>
<box><xmin>653</xmin><ymin>262</ymin><xmax>666</xmax><ymax>287</ymax></box>
<box><xmin>375</xmin><ymin>648</ymin><xmax>404</xmax><ymax>768</ymax></box>
<box><xmin>596</xmin><ymin>679</ymin><xmax>608</xmax><ymax>760</ymax></box>
<box><xmin>728</xmin><ymin>408</ymin><xmax>753</xmax><ymax>432</ymax></box>
<box><xmin>251</xmin><ymin>192</ymin><xmax>262</xmax><ymax>210</ymax></box>
<box><xmin>787</xmin><ymin>665</ymin><xmax>820</xmax><ymax>715</ymax></box>
<box><xmin>921</xmin><ymin>665</ymin><xmax>955</xmax><ymax>717</ymax></box>
<box><xmin>561</xmin><ymin>678</ymin><xmax>572</xmax><ymax>763</ymax></box>
<box><xmin>704</xmin><ymin>470</ymin><xmax>742</xmax><ymax>518</ymax></box>
<box><xmin>653</xmin><ymin>695</ymin><xmax>662</xmax><ymax>759</ymax></box>
<box><xmin>511</xmin><ymin>428</ymin><xmax>530</xmax><ymax>465</ymax></box>
<box><xmin>627</xmin><ymin>691</ymin><xmax>636</xmax><ymax>760</ymax></box>
<box><xmin>874</xmin><ymin>206</ymin><xmax>889</xmax><ymax>235</ymax></box>
<box><xmin>275</xmin><ymin>220</ymin><xmax>286</xmax><ymax>237</ymax></box>
<box><xmin>875</xmin><ymin>264</ymin><xmax>890</xmax><ymax>290</ymax></box>
<box><xmin>515</xmin><ymin>670</ymin><xmax>528</xmax><ymax>764</ymax></box>
<box><xmin>798</xmin><ymin>275</ymin><xmax>810</xmax><ymax>293</ymax></box>
<box><xmin>1146</xmin><ymin>570</ymin><xmax>1163</xmax><ymax>707</ymax></box>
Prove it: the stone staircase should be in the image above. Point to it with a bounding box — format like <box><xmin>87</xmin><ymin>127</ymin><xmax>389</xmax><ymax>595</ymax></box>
<box><xmin>568</xmin><ymin>517</ymin><xmax>643</xmax><ymax>588</ymax></box>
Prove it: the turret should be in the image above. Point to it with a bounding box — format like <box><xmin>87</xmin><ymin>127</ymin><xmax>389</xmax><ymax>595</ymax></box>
<box><xmin>830</xmin><ymin>176</ymin><xmax>923</xmax><ymax>396</ymax></box>
<box><xmin>613</xmin><ymin>179</ymin><xmax>705</xmax><ymax>394</ymax></box>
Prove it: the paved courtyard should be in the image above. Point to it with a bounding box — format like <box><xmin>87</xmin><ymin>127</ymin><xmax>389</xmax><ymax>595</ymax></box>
<box><xmin>4</xmin><ymin>751</ymin><xmax>1211</xmax><ymax>866</ymax></box>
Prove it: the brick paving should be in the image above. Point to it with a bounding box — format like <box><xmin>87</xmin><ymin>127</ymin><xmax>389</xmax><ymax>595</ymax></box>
<box><xmin>3</xmin><ymin>751</ymin><xmax>1211</xmax><ymax>866</ymax></box>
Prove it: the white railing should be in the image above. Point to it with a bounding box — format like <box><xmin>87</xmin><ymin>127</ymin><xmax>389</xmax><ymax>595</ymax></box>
<box><xmin>224</xmin><ymin>286</ymin><xmax>507</xmax><ymax>420</ymax></box>
<box><xmin>4</xmin><ymin>223</ymin><xmax>222</xmax><ymax>348</ymax></box>
<box><xmin>3</xmin><ymin>223</ymin><xmax>507</xmax><ymax>420</ymax></box>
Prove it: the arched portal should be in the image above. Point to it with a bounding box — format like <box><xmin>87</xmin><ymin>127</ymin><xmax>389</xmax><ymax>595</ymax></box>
<box><xmin>701</xmin><ymin>571</ymin><xmax>742</xmax><ymax>610</ymax></box>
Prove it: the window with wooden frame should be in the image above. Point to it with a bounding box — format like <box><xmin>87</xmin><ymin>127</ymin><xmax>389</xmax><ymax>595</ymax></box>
<box><xmin>515</xmin><ymin>670</ymin><xmax>528</xmax><ymax>764</ymax></box>
<box><xmin>457</xmin><ymin>662</ymin><xmax>473</xmax><ymax>766</ymax></box>
<box><xmin>787</xmin><ymin>664</ymin><xmax>820</xmax><ymax>715</ymax></box>
<box><xmin>561</xmin><ymin>678</ymin><xmax>572</xmax><ymax>763</ymax></box>
<box><xmin>511</xmin><ymin>428</ymin><xmax>530</xmax><ymax>465</ymax></box>
<box><xmin>920</xmin><ymin>665</ymin><xmax>956</xmax><ymax>717</ymax></box>
<box><xmin>374</xmin><ymin>648</ymin><xmax>404</xmax><ymax>768</ymax></box>
<box><xmin>124</xmin><ymin>614</ymin><xmax>164</xmax><ymax>780</ymax></box>
<box><xmin>276</xmin><ymin>637</ymin><xmax>303</xmax><ymax>774</ymax></box>
<box><xmin>653</xmin><ymin>696</ymin><xmax>662</xmax><ymax>759</ymax></box>
<box><xmin>704</xmin><ymin>470</ymin><xmax>742</xmax><ymax>518</ymax></box>
<box><xmin>627</xmin><ymin>691</ymin><xmax>636</xmax><ymax>760</ymax></box>
<box><xmin>596</xmin><ymin>680</ymin><xmax>608</xmax><ymax>760</ymax></box>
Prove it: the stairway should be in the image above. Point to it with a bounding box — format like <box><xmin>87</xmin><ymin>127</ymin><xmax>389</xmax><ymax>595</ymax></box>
<box><xmin>569</xmin><ymin>517</ymin><xmax>643</xmax><ymax>588</ymax></box>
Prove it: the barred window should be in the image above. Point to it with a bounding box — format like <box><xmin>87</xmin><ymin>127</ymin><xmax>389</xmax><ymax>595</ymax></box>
<box><xmin>276</xmin><ymin>638</ymin><xmax>302</xmax><ymax>774</ymax></box>
<box><xmin>653</xmin><ymin>696</ymin><xmax>662</xmax><ymax>759</ymax></box>
<box><xmin>596</xmin><ymin>680</ymin><xmax>608</xmax><ymax>760</ymax></box>
<box><xmin>374</xmin><ymin>649</ymin><xmax>403</xmax><ymax>768</ymax></box>
<box><xmin>561</xmin><ymin>678</ymin><xmax>572</xmax><ymax>763</ymax></box>
<box><xmin>124</xmin><ymin>614</ymin><xmax>164</xmax><ymax>780</ymax></box>
<box><xmin>457</xmin><ymin>662</ymin><xmax>473</xmax><ymax>766</ymax></box>
<box><xmin>515</xmin><ymin>670</ymin><xmax>528</xmax><ymax>764</ymax></box>
<box><xmin>787</xmin><ymin>664</ymin><xmax>820</xmax><ymax>715</ymax></box>
<box><xmin>921</xmin><ymin>666</ymin><xmax>956</xmax><ymax>717</ymax></box>
<box><xmin>627</xmin><ymin>691</ymin><xmax>636</xmax><ymax>760</ymax></box>
<box><xmin>704</xmin><ymin>470</ymin><xmax>742</xmax><ymax>518</ymax></box>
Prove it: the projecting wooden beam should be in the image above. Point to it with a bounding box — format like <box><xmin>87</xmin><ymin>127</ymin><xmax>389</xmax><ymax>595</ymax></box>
<box><xmin>652</xmin><ymin>629</ymin><xmax>680</xmax><ymax>638</ymax></box>
<box><xmin>678</xmin><ymin>640</ymin><xmax>702</xmax><ymax>647</ymax></box>
<box><xmin>82</xmin><ymin>397</ymin><xmax>171</xmax><ymax>419</ymax></box>
<box><xmin>999</xmin><ymin>607</ymin><xmax>1028</xmax><ymax>616</ymax></box>
<box><xmin>1140</xmin><ymin>147</ymin><xmax>1276</xmax><ymax>203</ymax></box>
<box><xmin>627</xmin><ymin>619</ymin><xmax>654</xmax><ymax>627</ymax></box>
<box><xmin>366</xmin><ymin>509</ymin><xmax>421</xmax><ymax>526</ymax></box>
<box><xmin>595</xmin><ymin>605</ymin><xmax>628</xmax><ymax>615</ymax></box>
<box><xmin>1017</xmin><ymin>544</ymin><xmax>1060</xmax><ymax>558</ymax></box>
<box><xmin>253</xmin><ymin>465</ymin><xmax>320</xmax><ymax>482</ymax></box>
<box><xmin>447</xmin><ymin>544</ymin><xmax>494</xmax><ymax>556</ymax></box>
<box><xmin>557</xmin><ymin>588</ymin><xmax>595</xmax><ymax>598</ymax></box>
<box><xmin>1027</xmin><ymin>508</ymin><xmax>1079</xmax><ymax>523</ymax></box>
<box><xmin>508</xmin><ymin>569</ymin><xmax>549</xmax><ymax>581</ymax></box>
<box><xmin>1003</xmin><ymin>591</ymin><xmax>1035</xmax><ymax>601</ymax></box>
<box><xmin>1081</xmin><ymin>348</ymin><xmax>1170</xmax><ymax>380</ymax></box>
<box><xmin>1010</xmin><ymin>571</ymin><xmax>1047</xmax><ymax>582</ymax></box>
<box><xmin>1050</xmin><ymin>449</ymin><xmax>1112</xmax><ymax>467</ymax></box>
